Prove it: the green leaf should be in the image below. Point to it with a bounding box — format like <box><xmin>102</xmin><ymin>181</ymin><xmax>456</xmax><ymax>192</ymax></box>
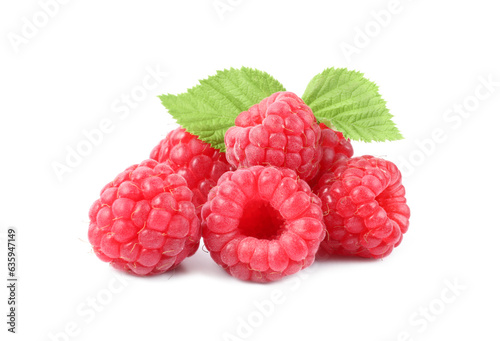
<box><xmin>302</xmin><ymin>67</ymin><xmax>403</xmax><ymax>142</ymax></box>
<box><xmin>159</xmin><ymin>67</ymin><xmax>286</xmax><ymax>151</ymax></box>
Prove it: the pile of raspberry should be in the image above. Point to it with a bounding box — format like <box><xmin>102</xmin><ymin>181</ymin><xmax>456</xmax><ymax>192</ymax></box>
<box><xmin>88</xmin><ymin>92</ymin><xmax>410</xmax><ymax>282</ymax></box>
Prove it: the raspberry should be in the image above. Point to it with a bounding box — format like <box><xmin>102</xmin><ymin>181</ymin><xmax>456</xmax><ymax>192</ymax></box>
<box><xmin>88</xmin><ymin>159</ymin><xmax>201</xmax><ymax>276</ymax></box>
<box><xmin>308</xmin><ymin>123</ymin><xmax>354</xmax><ymax>188</ymax></box>
<box><xmin>150</xmin><ymin>127</ymin><xmax>232</xmax><ymax>216</ymax></box>
<box><xmin>316</xmin><ymin>156</ymin><xmax>410</xmax><ymax>259</ymax></box>
<box><xmin>201</xmin><ymin>166</ymin><xmax>326</xmax><ymax>282</ymax></box>
<box><xmin>225</xmin><ymin>92</ymin><xmax>322</xmax><ymax>181</ymax></box>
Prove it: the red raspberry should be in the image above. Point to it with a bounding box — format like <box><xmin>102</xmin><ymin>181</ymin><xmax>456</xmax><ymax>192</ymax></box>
<box><xmin>224</xmin><ymin>92</ymin><xmax>322</xmax><ymax>181</ymax></box>
<box><xmin>150</xmin><ymin>127</ymin><xmax>232</xmax><ymax>216</ymax></box>
<box><xmin>308</xmin><ymin>123</ymin><xmax>354</xmax><ymax>188</ymax></box>
<box><xmin>201</xmin><ymin>166</ymin><xmax>326</xmax><ymax>282</ymax></box>
<box><xmin>88</xmin><ymin>159</ymin><xmax>201</xmax><ymax>276</ymax></box>
<box><xmin>316</xmin><ymin>156</ymin><xmax>410</xmax><ymax>259</ymax></box>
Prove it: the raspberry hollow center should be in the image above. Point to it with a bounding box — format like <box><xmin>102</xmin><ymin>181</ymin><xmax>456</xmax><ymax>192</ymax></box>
<box><xmin>238</xmin><ymin>200</ymin><xmax>284</xmax><ymax>240</ymax></box>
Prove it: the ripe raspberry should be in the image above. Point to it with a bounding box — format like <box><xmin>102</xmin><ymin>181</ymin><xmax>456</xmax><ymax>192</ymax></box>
<box><xmin>150</xmin><ymin>127</ymin><xmax>232</xmax><ymax>216</ymax></box>
<box><xmin>201</xmin><ymin>166</ymin><xmax>326</xmax><ymax>282</ymax></box>
<box><xmin>308</xmin><ymin>123</ymin><xmax>354</xmax><ymax>188</ymax></box>
<box><xmin>88</xmin><ymin>159</ymin><xmax>201</xmax><ymax>276</ymax></box>
<box><xmin>225</xmin><ymin>92</ymin><xmax>322</xmax><ymax>181</ymax></box>
<box><xmin>316</xmin><ymin>156</ymin><xmax>410</xmax><ymax>259</ymax></box>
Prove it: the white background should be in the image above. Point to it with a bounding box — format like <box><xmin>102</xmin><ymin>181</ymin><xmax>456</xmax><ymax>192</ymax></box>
<box><xmin>1</xmin><ymin>1</ymin><xmax>499</xmax><ymax>340</ymax></box>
